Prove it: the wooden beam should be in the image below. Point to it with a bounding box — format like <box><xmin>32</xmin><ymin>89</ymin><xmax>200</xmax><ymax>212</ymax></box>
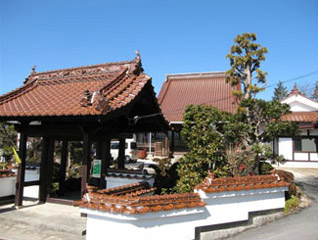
<box><xmin>24</xmin><ymin>180</ymin><xmax>40</xmax><ymax>187</ymax></box>
<box><xmin>117</xmin><ymin>137</ymin><xmax>125</xmax><ymax>169</ymax></box>
<box><xmin>81</xmin><ymin>132</ymin><xmax>91</xmax><ymax>196</ymax></box>
<box><xmin>59</xmin><ymin>140</ymin><xmax>68</xmax><ymax>196</ymax></box>
<box><xmin>14</xmin><ymin>132</ymin><xmax>27</xmax><ymax>207</ymax></box>
<box><xmin>39</xmin><ymin>137</ymin><xmax>49</xmax><ymax>202</ymax></box>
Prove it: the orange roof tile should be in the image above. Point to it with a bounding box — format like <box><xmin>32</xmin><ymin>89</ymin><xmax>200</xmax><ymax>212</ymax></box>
<box><xmin>0</xmin><ymin>55</ymin><xmax>151</xmax><ymax>118</ymax></box>
<box><xmin>195</xmin><ymin>174</ymin><xmax>289</xmax><ymax>193</ymax></box>
<box><xmin>281</xmin><ymin>112</ymin><xmax>318</xmax><ymax>123</ymax></box>
<box><xmin>75</xmin><ymin>182</ymin><xmax>206</xmax><ymax>214</ymax></box>
<box><xmin>0</xmin><ymin>169</ymin><xmax>16</xmax><ymax>178</ymax></box>
<box><xmin>157</xmin><ymin>72</ymin><xmax>239</xmax><ymax>123</ymax></box>
<box><xmin>75</xmin><ymin>173</ymin><xmax>289</xmax><ymax>215</ymax></box>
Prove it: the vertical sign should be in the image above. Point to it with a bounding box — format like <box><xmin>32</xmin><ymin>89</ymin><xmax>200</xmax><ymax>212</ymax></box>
<box><xmin>92</xmin><ymin>159</ymin><xmax>101</xmax><ymax>178</ymax></box>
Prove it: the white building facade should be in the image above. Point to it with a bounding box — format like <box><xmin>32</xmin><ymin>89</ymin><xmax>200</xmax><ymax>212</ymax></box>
<box><xmin>275</xmin><ymin>84</ymin><xmax>318</xmax><ymax>168</ymax></box>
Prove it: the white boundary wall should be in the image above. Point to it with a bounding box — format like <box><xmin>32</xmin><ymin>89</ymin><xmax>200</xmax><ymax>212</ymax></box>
<box><xmin>0</xmin><ymin>177</ymin><xmax>16</xmax><ymax>197</ymax></box>
<box><xmin>80</xmin><ymin>187</ymin><xmax>287</xmax><ymax>240</ymax></box>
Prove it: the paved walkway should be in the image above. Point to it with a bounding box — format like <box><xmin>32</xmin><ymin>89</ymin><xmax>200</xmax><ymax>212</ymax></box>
<box><xmin>0</xmin><ymin>201</ymin><xmax>86</xmax><ymax>240</ymax></box>
<box><xmin>226</xmin><ymin>167</ymin><xmax>318</xmax><ymax>240</ymax></box>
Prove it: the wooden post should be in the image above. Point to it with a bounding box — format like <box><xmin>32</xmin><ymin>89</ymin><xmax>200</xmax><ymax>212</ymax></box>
<box><xmin>46</xmin><ymin>139</ymin><xmax>55</xmax><ymax>198</ymax></box>
<box><xmin>164</xmin><ymin>134</ymin><xmax>169</xmax><ymax>156</ymax></box>
<box><xmin>82</xmin><ymin>132</ymin><xmax>91</xmax><ymax>196</ymax></box>
<box><xmin>169</xmin><ymin>129</ymin><xmax>175</xmax><ymax>158</ymax></box>
<box><xmin>14</xmin><ymin>132</ymin><xmax>27</xmax><ymax>207</ymax></box>
<box><xmin>59</xmin><ymin>140</ymin><xmax>68</xmax><ymax>196</ymax></box>
<box><xmin>95</xmin><ymin>141</ymin><xmax>102</xmax><ymax>159</ymax></box>
<box><xmin>39</xmin><ymin>137</ymin><xmax>49</xmax><ymax>203</ymax></box>
<box><xmin>100</xmin><ymin>137</ymin><xmax>110</xmax><ymax>189</ymax></box>
<box><xmin>118</xmin><ymin>137</ymin><xmax>125</xmax><ymax>169</ymax></box>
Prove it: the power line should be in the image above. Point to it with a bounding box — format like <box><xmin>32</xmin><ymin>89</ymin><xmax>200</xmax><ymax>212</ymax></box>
<box><xmin>266</xmin><ymin>71</ymin><xmax>318</xmax><ymax>89</ymax></box>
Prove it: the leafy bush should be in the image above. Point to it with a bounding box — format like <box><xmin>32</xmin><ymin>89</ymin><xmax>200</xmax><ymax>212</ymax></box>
<box><xmin>284</xmin><ymin>196</ymin><xmax>300</xmax><ymax>213</ymax></box>
<box><xmin>150</xmin><ymin>158</ymin><xmax>179</xmax><ymax>194</ymax></box>
<box><xmin>259</xmin><ymin>162</ymin><xmax>274</xmax><ymax>175</ymax></box>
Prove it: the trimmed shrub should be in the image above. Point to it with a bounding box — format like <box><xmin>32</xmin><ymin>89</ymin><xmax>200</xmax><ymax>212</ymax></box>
<box><xmin>284</xmin><ymin>196</ymin><xmax>300</xmax><ymax>213</ymax></box>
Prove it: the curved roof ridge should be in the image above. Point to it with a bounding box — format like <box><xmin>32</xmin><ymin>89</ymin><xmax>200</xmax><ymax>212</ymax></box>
<box><xmin>0</xmin><ymin>80</ymin><xmax>37</xmax><ymax>105</ymax></box>
<box><xmin>166</xmin><ymin>71</ymin><xmax>225</xmax><ymax>79</ymax></box>
<box><xmin>31</xmin><ymin>58</ymin><xmax>136</xmax><ymax>77</ymax></box>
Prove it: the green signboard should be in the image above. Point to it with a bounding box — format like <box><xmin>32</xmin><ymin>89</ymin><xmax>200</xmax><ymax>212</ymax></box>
<box><xmin>92</xmin><ymin>159</ymin><xmax>101</xmax><ymax>178</ymax></box>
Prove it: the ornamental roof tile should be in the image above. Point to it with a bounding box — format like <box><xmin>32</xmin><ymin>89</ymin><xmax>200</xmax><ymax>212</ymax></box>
<box><xmin>157</xmin><ymin>72</ymin><xmax>240</xmax><ymax>123</ymax></box>
<box><xmin>0</xmin><ymin>169</ymin><xmax>16</xmax><ymax>178</ymax></box>
<box><xmin>194</xmin><ymin>173</ymin><xmax>289</xmax><ymax>193</ymax></box>
<box><xmin>281</xmin><ymin>112</ymin><xmax>318</xmax><ymax>123</ymax></box>
<box><xmin>75</xmin><ymin>182</ymin><xmax>206</xmax><ymax>215</ymax></box>
<box><xmin>0</xmin><ymin>54</ymin><xmax>151</xmax><ymax>118</ymax></box>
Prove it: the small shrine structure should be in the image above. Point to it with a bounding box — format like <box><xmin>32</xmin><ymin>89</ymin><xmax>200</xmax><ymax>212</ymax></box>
<box><xmin>0</xmin><ymin>52</ymin><xmax>169</xmax><ymax>206</ymax></box>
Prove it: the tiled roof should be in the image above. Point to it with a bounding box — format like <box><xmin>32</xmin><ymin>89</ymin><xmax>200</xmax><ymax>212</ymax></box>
<box><xmin>288</xmin><ymin>83</ymin><xmax>306</xmax><ymax>97</ymax></box>
<box><xmin>0</xmin><ymin>169</ymin><xmax>16</xmax><ymax>178</ymax></box>
<box><xmin>195</xmin><ymin>173</ymin><xmax>289</xmax><ymax>193</ymax></box>
<box><xmin>97</xmin><ymin>182</ymin><xmax>156</xmax><ymax>196</ymax></box>
<box><xmin>281</xmin><ymin>112</ymin><xmax>318</xmax><ymax>123</ymax></box>
<box><xmin>75</xmin><ymin>182</ymin><xmax>206</xmax><ymax>215</ymax></box>
<box><xmin>157</xmin><ymin>72</ymin><xmax>239</xmax><ymax>123</ymax></box>
<box><xmin>0</xmin><ymin>54</ymin><xmax>151</xmax><ymax>118</ymax></box>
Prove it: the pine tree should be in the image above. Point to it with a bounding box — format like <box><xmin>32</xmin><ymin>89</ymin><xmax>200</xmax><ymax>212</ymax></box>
<box><xmin>272</xmin><ymin>81</ymin><xmax>288</xmax><ymax>101</ymax></box>
<box><xmin>225</xmin><ymin>33</ymin><xmax>298</xmax><ymax>174</ymax></box>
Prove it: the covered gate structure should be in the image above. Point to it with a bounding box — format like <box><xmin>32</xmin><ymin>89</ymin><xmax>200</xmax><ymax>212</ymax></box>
<box><xmin>0</xmin><ymin>52</ymin><xmax>168</xmax><ymax>206</ymax></box>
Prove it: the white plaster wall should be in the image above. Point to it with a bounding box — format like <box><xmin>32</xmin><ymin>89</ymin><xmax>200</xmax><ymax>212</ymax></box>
<box><xmin>106</xmin><ymin>176</ymin><xmax>154</xmax><ymax>189</ymax></box>
<box><xmin>25</xmin><ymin>169</ymin><xmax>40</xmax><ymax>181</ymax></box>
<box><xmin>81</xmin><ymin>187</ymin><xmax>287</xmax><ymax>240</ymax></box>
<box><xmin>289</xmin><ymin>102</ymin><xmax>316</xmax><ymax>112</ymax></box>
<box><xmin>310</xmin><ymin>153</ymin><xmax>318</xmax><ymax>161</ymax></box>
<box><xmin>274</xmin><ymin>161</ymin><xmax>318</xmax><ymax>168</ymax></box>
<box><xmin>84</xmin><ymin>208</ymin><xmax>205</xmax><ymax>240</ymax></box>
<box><xmin>310</xmin><ymin>129</ymin><xmax>318</xmax><ymax>135</ymax></box>
<box><xmin>23</xmin><ymin>186</ymin><xmax>39</xmax><ymax>199</ymax></box>
<box><xmin>282</xmin><ymin>95</ymin><xmax>318</xmax><ymax>112</ymax></box>
<box><xmin>301</xmin><ymin>130</ymin><xmax>308</xmax><ymax>136</ymax></box>
<box><xmin>278</xmin><ymin>138</ymin><xmax>293</xmax><ymax>160</ymax></box>
<box><xmin>0</xmin><ymin>177</ymin><xmax>16</xmax><ymax>197</ymax></box>
<box><xmin>294</xmin><ymin>153</ymin><xmax>309</xmax><ymax>161</ymax></box>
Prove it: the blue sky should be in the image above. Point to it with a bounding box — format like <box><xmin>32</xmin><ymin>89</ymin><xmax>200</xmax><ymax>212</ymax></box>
<box><xmin>1</xmin><ymin>0</ymin><xmax>317</xmax><ymax>100</ymax></box>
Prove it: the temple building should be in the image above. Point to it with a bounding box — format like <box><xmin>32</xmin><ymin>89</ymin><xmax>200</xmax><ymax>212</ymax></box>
<box><xmin>274</xmin><ymin>84</ymin><xmax>318</xmax><ymax>167</ymax></box>
<box><xmin>0</xmin><ymin>52</ymin><xmax>169</xmax><ymax>206</ymax></box>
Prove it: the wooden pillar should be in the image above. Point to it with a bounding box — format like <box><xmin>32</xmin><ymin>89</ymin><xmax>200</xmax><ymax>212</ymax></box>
<box><xmin>100</xmin><ymin>137</ymin><xmax>111</xmax><ymax>189</ymax></box>
<box><xmin>164</xmin><ymin>134</ymin><xmax>169</xmax><ymax>156</ymax></box>
<box><xmin>95</xmin><ymin>141</ymin><xmax>102</xmax><ymax>159</ymax></box>
<box><xmin>59</xmin><ymin>140</ymin><xmax>68</xmax><ymax>196</ymax></box>
<box><xmin>169</xmin><ymin>129</ymin><xmax>175</xmax><ymax>158</ymax></box>
<box><xmin>117</xmin><ymin>137</ymin><xmax>125</xmax><ymax>169</ymax></box>
<box><xmin>82</xmin><ymin>132</ymin><xmax>91</xmax><ymax>196</ymax></box>
<box><xmin>14</xmin><ymin>132</ymin><xmax>27</xmax><ymax>207</ymax></box>
<box><xmin>39</xmin><ymin>137</ymin><xmax>49</xmax><ymax>202</ymax></box>
<box><xmin>46</xmin><ymin>139</ymin><xmax>55</xmax><ymax>198</ymax></box>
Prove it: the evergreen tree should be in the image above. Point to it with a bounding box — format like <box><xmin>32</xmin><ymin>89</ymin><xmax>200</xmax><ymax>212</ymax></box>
<box><xmin>273</xmin><ymin>81</ymin><xmax>288</xmax><ymax>101</ymax></box>
<box><xmin>0</xmin><ymin>122</ymin><xmax>18</xmax><ymax>164</ymax></box>
<box><xmin>312</xmin><ymin>80</ymin><xmax>318</xmax><ymax>101</ymax></box>
<box><xmin>225</xmin><ymin>33</ymin><xmax>298</xmax><ymax>174</ymax></box>
<box><xmin>173</xmin><ymin>33</ymin><xmax>299</xmax><ymax>193</ymax></box>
